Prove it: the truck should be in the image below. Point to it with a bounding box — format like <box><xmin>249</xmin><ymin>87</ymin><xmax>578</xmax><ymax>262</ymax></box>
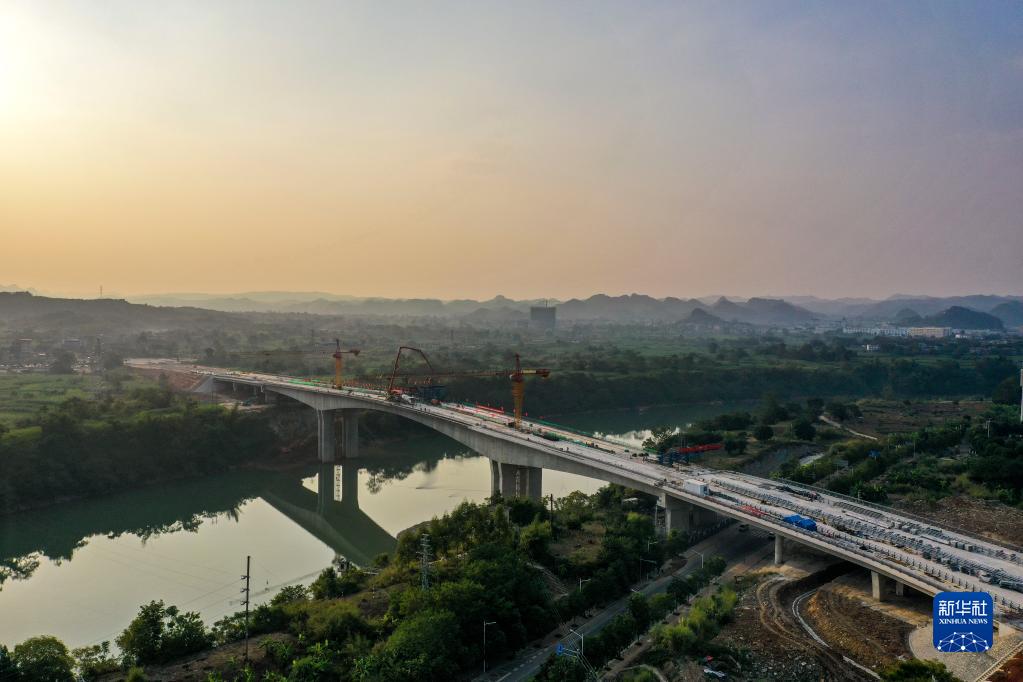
<box><xmin>682</xmin><ymin>479</ymin><xmax>709</xmax><ymax>497</ymax></box>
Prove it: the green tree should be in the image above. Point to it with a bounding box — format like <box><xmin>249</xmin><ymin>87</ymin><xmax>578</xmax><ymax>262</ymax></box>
<box><xmin>357</xmin><ymin>609</ymin><xmax>465</xmax><ymax>681</ymax></box>
<box><xmin>519</xmin><ymin>517</ymin><xmax>553</xmax><ymax>560</ymax></box>
<box><xmin>627</xmin><ymin>592</ymin><xmax>652</xmax><ymax>631</ymax></box>
<box><xmin>116</xmin><ymin>600</ymin><xmax>210</xmax><ymax>666</ymax></box>
<box><xmin>825</xmin><ymin>401</ymin><xmax>849</xmax><ymax>421</ymax></box>
<box><xmin>73</xmin><ymin>642</ymin><xmax>119</xmax><ymax>680</ymax></box>
<box><xmin>533</xmin><ymin>654</ymin><xmax>588</xmax><ymax>682</ymax></box>
<box><xmin>0</xmin><ymin>644</ymin><xmax>17</xmax><ymax>680</ymax></box>
<box><xmin>310</xmin><ymin>566</ymin><xmax>365</xmax><ymax>599</ymax></box>
<box><xmin>48</xmin><ymin>351</ymin><xmax>76</xmax><ymax>374</ymax></box>
<box><xmin>791</xmin><ymin>418</ymin><xmax>816</xmax><ymax>441</ymax></box>
<box><xmin>880</xmin><ymin>659</ymin><xmax>958</xmax><ymax>681</ymax></box>
<box><xmin>11</xmin><ymin>635</ymin><xmax>75</xmax><ymax>681</ymax></box>
<box><xmin>723</xmin><ymin>436</ymin><xmax>747</xmax><ymax>455</ymax></box>
<box><xmin>752</xmin><ymin>424</ymin><xmax>774</xmax><ymax>441</ymax></box>
<box><xmin>992</xmin><ymin>376</ymin><xmax>1021</xmax><ymax>405</ymax></box>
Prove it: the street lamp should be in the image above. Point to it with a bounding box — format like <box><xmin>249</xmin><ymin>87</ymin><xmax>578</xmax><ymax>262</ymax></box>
<box><xmin>483</xmin><ymin>620</ymin><xmax>497</xmax><ymax>674</ymax></box>
<box><xmin>569</xmin><ymin>627</ymin><xmax>584</xmax><ymax>658</ymax></box>
<box><xmin>640</xmin><ymin>558</ymin><xmax>658</xmax><ymax>579</ymax></box>
<box><xmin>578</xmin><ymin>577</ymin><xmax>591</xmax><ymax>591</ymax></box>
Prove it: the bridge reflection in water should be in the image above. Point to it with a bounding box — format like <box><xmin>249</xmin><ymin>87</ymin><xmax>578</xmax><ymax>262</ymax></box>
<box><xmin>261</xmin><ymin>463</ymin><xmax>396</xmax><ymax>568</ymax></box>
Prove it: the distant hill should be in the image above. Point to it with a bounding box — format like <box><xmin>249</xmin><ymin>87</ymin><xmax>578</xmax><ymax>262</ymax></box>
<box><xmin>684</xmin><ymin>308</ymin><xmax>725</xmax><ymax>325</ymax></box>
<box><xmin>0</xmin><ymin>291</ymin><xmax>232</xmax><ymax>334</ymax></box>
<box><xmin>919</xmin><ymin>306</ymin><xmax>1004</xmax><ymax>330</ymax></box>
<box><xmin>991</xmin><ymin>301</ymin><xmax>1023</xmax><ymax>327</ymax></box>
<box><xmin>708</xmin><ymin>297</ymin><xmax>814</xmax><ymax>325</ymax></box>
<box><xmin>850</xmin><ymin>295</ymin><xmax>1023</xmax><ymax>320</ymax></box>
<box><xmin>894</xmin><ymin>308</ymin><xmax>922</xmax><ymax>324</ymax></box>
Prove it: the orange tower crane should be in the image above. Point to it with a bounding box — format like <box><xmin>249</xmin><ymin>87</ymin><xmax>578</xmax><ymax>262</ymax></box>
<box><xmin>382</xmin><ymin>347</ymin><xmax>550</xmax><ymax>429</ymax></box>
<box><xmin>332</xmin><ymin>338</ymin><xmax>361</xmax><ymax>389</ymax></box>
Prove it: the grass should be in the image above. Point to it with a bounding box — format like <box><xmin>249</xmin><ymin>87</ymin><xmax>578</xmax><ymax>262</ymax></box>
<box><xmin>0</xmin><ymin>373</ymin><xmax>157</xmax><ymax>427</ymax></box>
<box><xmin>0</xmin><ymin>373</ymin><xmax>105</xmax><ymax>425</ymax></box>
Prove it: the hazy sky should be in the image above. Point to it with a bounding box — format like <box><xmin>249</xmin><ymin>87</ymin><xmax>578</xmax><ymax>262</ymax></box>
<box><xmin>2</xmin><ymin>1</ymin><xmax>1021</xmax><ymax>300</ymax></box>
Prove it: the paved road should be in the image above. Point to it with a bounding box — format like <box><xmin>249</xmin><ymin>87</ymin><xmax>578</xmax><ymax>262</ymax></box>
<box><xmin>475</xmin><ymin>526</ymin><xmax>774</xmax><ymax>682</ymax></box>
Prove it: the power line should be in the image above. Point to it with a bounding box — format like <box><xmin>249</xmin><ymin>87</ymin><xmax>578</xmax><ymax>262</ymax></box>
<box><xmin>241</xmin><ymin>556</ymin><xmax>251</xmax><ymax>664</ymax></box>
<box><xmin>420</xmin><ymin>534</ymin><xmax>432</xmax><ymax>590</ymax></box>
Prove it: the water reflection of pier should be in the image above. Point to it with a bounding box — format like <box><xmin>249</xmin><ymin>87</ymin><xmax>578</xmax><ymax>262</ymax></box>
<box><xmin>261</xmin><ymin>463</ymin><xmax>396</xmax><ymax>567</ymax></box>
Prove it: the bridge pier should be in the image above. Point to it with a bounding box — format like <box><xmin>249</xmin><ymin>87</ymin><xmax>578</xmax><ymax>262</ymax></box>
<box><xmin>895</xmin><ymin>580</ymin><xmax>904</xmax><ymax>597</ymax></box>
<box><xmin>659</xmin><ymin>493</ymin><xmax>718</xmax><ymax>535</ymax></box>
<box><xmin>316</xmin><ymin>410</ymin><xmax>336</xmax><ymax>463</ymax></box>
<box><xmin>339</xmin><ymin>410</ymin><xmax>359</xmax><ymax>459</ymax></box>
<box><xmin>774</xmin><ymin>535</ymin><xmax>784</xmax><ymax>565</ymax></box>
<box><xmin>316</xmin><ymin>409</ymin><xmax>359</xmax><ymax>463</ymax></box>
<box><xmin>490</xmin><ymin>460</ymin><xmax>501</xmax><ymax>497</ymax></box>
<box><xmin>871</xmin><ymin>570</ymin><xmax>885</xmax><ymax>601</ymax></box>
<box><xmin>497</xmin><ymin>462</ymin><xmax>542</xmax><ymax>500</ymax></box>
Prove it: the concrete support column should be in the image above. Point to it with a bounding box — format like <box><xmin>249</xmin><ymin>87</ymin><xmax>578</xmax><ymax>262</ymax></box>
<box><xmin>660</xmin><ymin>494</ymin><xmax>719</xmax><ymax>535</ymax></box>
<box><xmin>774</xmin><ymin>535</ymin><xmax>785</xmax><ymax>565</ymax></box>
<box><xmin>316</xmin><ymin>409</ymin><xmax>337</xmax><ymax>463</ymax></box>
<box><xmin>339</xmin><ymin>409</ymin><xmax>359</xmax><ymax>459</ymax></box>
<box><xmin>490</xmin><ymin>460</ymin><xmax>501</xmax><ymax>497</ymax></box>
<box><xmin>660</xmin><ymin>494</ymin><xmax>688</xmax><ymax>535</ymax></box>
<box><xmin>498</xmin><ymin>463</ymin><xmax>542</xmax><ymax>500</ymax></box>
<box><xmin>895</xmin><ymin>581</ymin><xmax>904</xmax><ymax>597</ymax></box>
<box><xmin>871</xmin><ymin>571</ymin><xmax>885</xmax><ymax>601</ymax></box>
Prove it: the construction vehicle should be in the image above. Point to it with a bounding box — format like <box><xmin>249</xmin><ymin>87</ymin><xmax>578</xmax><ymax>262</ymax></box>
<box><xmin>382</xmin><ymin>346</ymin><xmax>550</xmax><ymax>429</ymax></box>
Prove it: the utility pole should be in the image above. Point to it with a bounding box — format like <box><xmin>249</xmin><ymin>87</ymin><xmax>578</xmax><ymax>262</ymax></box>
<box><xmin>483</xmin><ymin>620</ymin><xmax>496</xmax><ymax>674</ymax></box>
<box><xmin>419</xmin><ymin>534</ymin><xmax>432</xmax><ymax>590</ymax></box>
<box><xmin>241</xmin><ymin>556</ymin><xmax>251</xmax><ymax>663</ymax></box>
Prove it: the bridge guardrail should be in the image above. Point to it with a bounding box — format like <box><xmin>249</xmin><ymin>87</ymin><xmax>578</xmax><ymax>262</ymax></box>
<box><xmin>773</xmin><ymin>476</ymin><xmax>1023</xmax><ymax>558</ymax></box>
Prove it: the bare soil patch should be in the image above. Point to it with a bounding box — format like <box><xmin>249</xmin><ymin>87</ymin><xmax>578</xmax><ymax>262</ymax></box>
<box><xmin>899</xmin><ymin>495</ymin><xmax>1023</xmax><ymax>548</ymax></box>
<box><xmin>802</xmin><ymin>588</ymin><xmax>913</xmax><ymax>671</ymax></box>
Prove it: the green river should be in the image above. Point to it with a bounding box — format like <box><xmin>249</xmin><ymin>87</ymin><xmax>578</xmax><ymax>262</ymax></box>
<box><xmin>0</xmin><ymin>402</ymin><xmax>749</xmax><ymax>648</ymax></box>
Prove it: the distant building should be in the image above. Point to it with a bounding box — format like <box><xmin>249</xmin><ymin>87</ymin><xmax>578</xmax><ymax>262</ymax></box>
<box><xmin>908</xmin><ymin>327</ymin><xmax>952</xmax><ymax>338</ymax></box>
<box><xmin>842</xmin><ymin>326</ymin><xmax>908</xmax><ymax>337</ymax></box>
<box><xmin>530</xmin><ymin>305</ymin><xmax>556</xmax><ymax>331</ymax></box>
<box><xmin>863</xmin><ymin>344</ymin><xmax>881</xmax><ymax>352</ymax></box>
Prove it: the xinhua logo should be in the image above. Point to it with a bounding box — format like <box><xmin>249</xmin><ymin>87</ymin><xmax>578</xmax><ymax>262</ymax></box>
<box><xmin>933</xmin><ymin>591</ymin><xmax>993</xmax><ymax>653</ymax></box>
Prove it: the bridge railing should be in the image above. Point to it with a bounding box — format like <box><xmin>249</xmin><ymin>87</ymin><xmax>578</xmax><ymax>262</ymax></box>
<box><xmin>772</xmin><ymin>476</ymin><xmax>1023</xmax><ymax>558</ymax></box>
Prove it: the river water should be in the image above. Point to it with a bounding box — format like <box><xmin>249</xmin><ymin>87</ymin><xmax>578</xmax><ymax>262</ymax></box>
<box><xmin>0</xmin><ymin>402</ymin><xmax>748</xmax><ymax>649</ymax></box>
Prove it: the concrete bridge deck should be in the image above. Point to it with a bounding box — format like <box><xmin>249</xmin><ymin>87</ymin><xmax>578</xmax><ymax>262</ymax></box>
<box><xmin>128</xmin><ymin>359</ymin><xmax>1023</xmax><ymax>627</ymax></box>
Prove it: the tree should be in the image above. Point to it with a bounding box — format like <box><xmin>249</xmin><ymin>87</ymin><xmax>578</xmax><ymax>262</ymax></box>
<box><xmin>73</xmin><ymin>642</ymin><xmax>119</xmax><ymax>680</ymax></box>
<box><xmin>993</xmin><ymin>376</ymin><xmax>1021</xmax><ymax>405</ymax></box>
<box><xmin>358</xmin><ymin>609</ymin><xmax>465</xmax><ymax>681</ymax></box>
<box><xmin>791</xmin><ymin>418</ymin><xmax>816</xmax><ymax>441</ymax></box>
<box><xmin>753</xmin><ymin>424</ymin><xmax>774</xmax><ymax>441</ymax></box>
<box><xmin>723</xmin><ymin>437</ymin><xmax>747</xmax><ymax>455</ymax></box>
<box><xmin>627</xmin><ymin>593</ymin><xmax>652</xmax><ymax>631</ymax></box>
<box><xmin>310</xmin><ymin>566</ymin><xmax>365</xmax><ymax>599</ymax></box>
<box><xmin>825</xmin><ymin>401</ymin><xmax>849</xmax><ymax>421</ymax></box>
<box><xmin>116</xmin><ymin>600</ymin><xmax>210</xmax><ymax>666</ymax></box>
<box><xmin>48</xmin><ymin>351</ymin><xmax>76</xmax><ymax>374</ymax></box>
<box><xmin>519</xmin><ymin>518</ymin><xmax>553</xmax><ymax>560</ymax></box>
<box><xmin>533</xmin><ymin>654</ymin><xmax>588</xmax><ymax>682</ymax></box>
<box><xmin>0</xmin><ymin>645</ymin><xmax>17</xmax><ymax>680</ymax></box>
<box><xmin>881</xmin><ymin>659</ymin><xmax>957</xmax><ymax>681</ymax></box>
<box><xmin>11</xmin><ymin>635</ymin><xmax>75</xmax><ymax>681</ymax></box>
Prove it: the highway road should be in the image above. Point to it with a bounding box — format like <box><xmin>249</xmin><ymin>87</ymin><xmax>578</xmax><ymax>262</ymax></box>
<box><xmin>127</xmin><ymin>359</ymin><xmax>1023</xmax><ymax>621</ymax></box>
<box><xmin>475</xmin><ymin>525</ymin><xmax>775</xmax><ymax>682</ymax></box>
